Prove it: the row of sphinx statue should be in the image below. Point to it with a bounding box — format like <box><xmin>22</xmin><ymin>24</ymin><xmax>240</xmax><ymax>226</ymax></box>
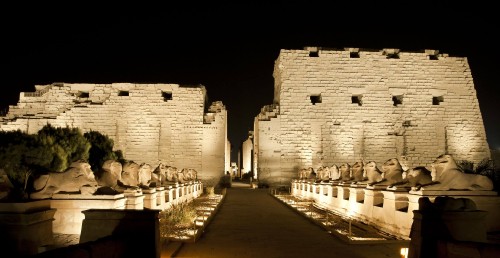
<box><xmin>13</xmin><ymin>160</ymin><xmax>199</xmax><ymax>199</ymax></box>
<box><xmin>297</xmin><ymin>154</ymin><xmax>494</xmax><ymax>191</ymax></box>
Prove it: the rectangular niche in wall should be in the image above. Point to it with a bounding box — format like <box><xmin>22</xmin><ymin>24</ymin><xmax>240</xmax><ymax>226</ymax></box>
<box><xmin>162</xmin><ymin>91</ymin><xmax>173</xmax><ymax>101</ymax></box>
<box><xmin>392</xmin><ymin>95</ymin><xmax>403</xmax><ymax>106</ymax></box>
<box><xmin>352</xmin><ymin>95</ymin><xmax>363</xmax><ymax>106</ymax></box>
<box><xmin>118</xmin><ymin>90</ymin><xmax>129</xmax><ymax>96</ymax></box>
<box><xmin>77</xmin><ymin>91</ymin><xmax>89</xmax><ymax>98</ymax></box>
<box><xmin>310</xmin><ymin>94</ymin><xmax>322</xmax><ymax>105</ymax></box>
<box><xmin>309</xmin><ymin>50</ymin><xmax>319</xmax><ymax>57</ymax></box>
<box><xmin>433</xmin><ymin>96</ymin><xmax>444</xmax><ymax>105</ymax></box>
<box><xmin>350</xmin><ymin>52</ymin><xmax>360</xmax><ymax>58</ymax></box>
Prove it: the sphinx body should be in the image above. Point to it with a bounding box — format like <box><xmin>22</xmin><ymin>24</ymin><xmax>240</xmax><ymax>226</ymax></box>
<box><xmin>406</xmin><ymin>166</ymin><xmax>433</xmax><ymax>189</ymax></box>
<box><xmin>152</xmin><ymin>163</ymin><xmax>166</xmax><ymax>186</ymax></box>
<box><xmin>31</xmin><ymin>160</ymin><xmax>98</xmax><ymax>199</ymax></box>
<box><xmin>183</xmin><ymin>168</ymin><xmax>197</xmax><ymax>181</ymax></box>
<box><xmin>138</xmin><ymin>163</ymin><xmax>154</xmax><ymax>188</ymax></box>
<box><xmin>380</xmin><ymin>158</ymin><xmax>406</xmax><ymax>186</ymax></box>
<box><xmin>97</xmin><ymin>160</ymin><xmax>122</xmax><ymax>188</ymax></box>
<box><xmin>339</xmin><ymin>163</ymin><xmax>352</xmax><ymax>182</ymax></box>
<box><xmin>121</xmin><ymin>161</ymin><xmax>140</xmax><ymax>186</ymax></box>
<box><xmin>316</xmin><ymin>166</ymin><xmax>330</xmax><ymax>182</ymax></box>
<box><xmin>351</xmin><ymin>161</ymin><xmax>367</xmax><ymax>184</ymax></box>
<box><xmin>178</xmin><ymin>168</ymin><xmax>197</xmax><ymax>183</ymax></box>
<box><xmin>298</xmin><ymin>167</ymin><xmax>315</xmax><ymax>181</ymax></box>
<box><xmin>329</xmin><ymin>164</ymin><xmax>340</xmax><ymax>181</ymax></box>
<box><xmin>165</xmin><ymin>166</ymin><xmax>180</xmax><ymax>183</ymax></box>
<box><xmin>365</xmin><ymin>161</ymin><xmax>384</xmax><ymax>186</ymax></box>
<box><xmin>422</xmin><ymin>154</ymin><xmax>493</xmax><ymax>191</ymax></box>
<box><xmin>94</xmin><ymin>160</ymin><xmax>140</xmax><ymax>194</ymax></box>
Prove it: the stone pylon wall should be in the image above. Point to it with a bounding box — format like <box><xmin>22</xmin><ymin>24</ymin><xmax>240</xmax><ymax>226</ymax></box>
<box><xmin>0</xmin><ymin>83</ymin><xmax>227</xmax><ymax>185</ymax></box>
<box><xmin>241</xmin><ymin>134</ymin><xmax>253</xmax><ymax>175</ymax></box>
<box><xmin>256</xmin><ymin>47</ymin><xmax>490</xmax><ymax>185</ymax></box>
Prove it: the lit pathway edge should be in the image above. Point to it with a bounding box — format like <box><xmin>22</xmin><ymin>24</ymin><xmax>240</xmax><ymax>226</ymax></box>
<box><xmin>271</xmin><ymin>192</ymin><xmax>410</xmax><ymax>245</ymax></box>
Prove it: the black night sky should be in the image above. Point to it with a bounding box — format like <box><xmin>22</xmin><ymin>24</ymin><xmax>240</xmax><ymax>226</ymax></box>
<box><xmin>2</xmin><ymin>2</ymin><xmax>499</xmax><ymax>161</ymax></box>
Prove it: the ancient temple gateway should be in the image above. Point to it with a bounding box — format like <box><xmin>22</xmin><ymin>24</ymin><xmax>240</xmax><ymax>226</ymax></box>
<box><xmin>254</xmin><ymin>47</ymin><xmax>490</xmax><ymax>185</ymax></box>
<box><xmin>0</xmin><ymin>83</ymin><xmax>228</xmax><ymax>185</ymax></box>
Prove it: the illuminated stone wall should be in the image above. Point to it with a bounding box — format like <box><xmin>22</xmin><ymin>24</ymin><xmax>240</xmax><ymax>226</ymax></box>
<box><xmin>0</xmin><ymin>83</ymin><xmax>228</xmax><ymax>184</ymax></box>
<box><xmin>256</xmin><ymin>47</ymin><xmax>490</xmax><ymax>185</ymax></box>
<box><xmin>226</xmin><ymin>139</ymin><xmax>231</xmax><ymax>174</ymax></box>
<box><xmin>254</xmin><ymin>104</ymin><xmax>282</xmax><ymax>184</ymax></box>
<box><xmin>241</xmin><ymin>132</ymin><xmax>253</xmax><ymax>175</ymax></box>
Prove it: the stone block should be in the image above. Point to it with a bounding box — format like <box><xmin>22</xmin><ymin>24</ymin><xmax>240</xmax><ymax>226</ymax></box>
<box><xmin>51</xmin><ymin>194</ymin><xmax>126</xmax><ymax>234</ymax></box>
<box><xmin>0</xmin><ymin>200</ymin><xmax>56</xmax><ymax>256</ymax></box>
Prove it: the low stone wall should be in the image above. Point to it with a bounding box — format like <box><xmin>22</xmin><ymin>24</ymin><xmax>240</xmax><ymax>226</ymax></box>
<box><xmin>80</xmin><ymin>209</ymin><xmax>160</xmax><ymax>258</ymax></box>
<box><xmin>50</xmin><ymin>182</ymin><xmax>202</xmax><ymax>235</ymax></box>
<box><xmin>0</xmin><ymin>200</ymin><xmax>56</xmax><ymax>256</ymax></box>
<box><xmin>0</xmin><ymin>182</ymin><xmax>203</xmax><ymax>256</ymax></box>
<box><xmin>291</xmin><ymin>180</ymin><xmax>500</xmax><ymax>238</ymax></box>
<box><xmin>51</xmin><ymin>194</ymin><xmax>127</xmax><ymax>234</ymax></box>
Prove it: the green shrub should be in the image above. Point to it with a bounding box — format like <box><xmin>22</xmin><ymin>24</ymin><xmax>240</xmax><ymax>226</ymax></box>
<box><xmin>37</xmin><ymin>124</ymin><xmax>90</xmax><ymax>172</ymax></box>
<box><xmin>159</xmin><ymin>201</ymin><xmax>197</xmax><ymax>238</ymax></box>
<box><xmin>0</xmin><ymin>125</ymin><xmax>91</xmax><ymax>199</ymax></box>
<box><xmin>84</xmin><ymin>130</ymin><xmax>124</xmax><ymax>173</ymax></box>
<box><xmin>459</xmin><ymin>158</ymin><xmax>500</xmax><ymax>191</ymax></box>
<box><xmin>205</xmin><ymin>186</ymin><xmax>215</xmax><ymax>196</ymax></box>
<box><xmin>457</xmin><ymin>160</ymin><xmax>474</xmax><ymax>174</ymax></box>
<box><xmin>0</xmin><ymin>130</ymin><xmax>37</xmax><ymax>198</ymax></box>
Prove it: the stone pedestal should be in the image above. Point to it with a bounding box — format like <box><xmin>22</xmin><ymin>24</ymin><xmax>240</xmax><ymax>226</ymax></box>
<box><xmin>51</xmin><ymin>194</ymin><xmax>126</xmax><ymax>234</ymax></box>
<box><xmin>379</xmin><ymin>190</ymin><xmax>412</xmax><ymax>236</ymax></box>
<box><xmin>349</xmin><ymin>186</ymin><xmax>366</xmax><ymax>203</ymax></box>
<box><xmin>361</xmin><ymin>189</ymin><xmax>384</xmax><ymax>220</ymax></box>
<box><xmin>347</xmin><ymin>187</ymin><xmax>366</xmax><ymax>218</ymax></box>
<box><xmin>161</xmin><ymin>184</ymin><xmax>176</xmax><ymax>208</ymax></box>
<box><xmin>194</xmin><ymin>182</ymin><xmax>202</xmax><ymax>198</ymax></box>
<box><xmin>336</xmin><ymin>186</ymin><xmax>350</xmax><ymax>210</ymax></box>
<box><xmin>0</xmin><ymin>199</ymin><xmax>56</xmax><ymax>256</ymax></box>
<box><xmin>408</xmin><ymin>190</ymin><xmax>500</xmax><ymax>233</ymax></box>
<box><xmin>124</xmin><ymin>190</ymin><xmax>145</xmax><ymax>210</ymax></box>
<box><xmin>364</xmin><ymin>188</ymin><xmax>384</xmax><ymax>207</ymax></box>
<box><xmin>328</xmin><ymin>184</ymin><xmax>337</xmax><ymax>197</ymax></box>
<box><xmin>299</xmin><ymin>182</ymin><xmax>306</xmax><ymax>198</ymax></box>
<box><xmin>80</xmin><ymin>209</ymin><xmax>160</xmax><ymax>258</ymax></box>
<box><xmin>156</xmin><ymin>187</ymin><xmax>166</xmax><ymax>210</ymax></box>
<box><xmin>176</xmin><ymin>183</ymin><xmax>183</xmax><ymax>200</ymax></box>
<box><xmin>291</xmin><ymin>181</ymin><xmax>298</xmax><ymax>195</ymax></box>
<box><xmin>143</xmin><ymin>188</ymin><xmax>158</xmax><ymax>210</ymax></box>
<box><xmin>408</xmin><ymin>197</ymin><xmax>489</xmax><ymax>258</ymax></box>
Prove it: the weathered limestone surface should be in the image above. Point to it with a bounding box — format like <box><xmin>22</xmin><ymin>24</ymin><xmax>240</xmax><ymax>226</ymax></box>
<box><xmin>256</xmin><ymin>48</ymin><xmax>490</xmax><ymax>185</ymax></box>
<box><xmin>50</xmin><ymin>194</ymin><xmax>126</xmax><ymax>234</ymax></box>
<box><xmin>0</xmin><ymin>83</ymin><xmax>228</xmax><ymax>185</ymax></box>
<box><xmin>241</xmin><ymin>132</ymin><xmax>253</xmax><ymax>175</ymax></box>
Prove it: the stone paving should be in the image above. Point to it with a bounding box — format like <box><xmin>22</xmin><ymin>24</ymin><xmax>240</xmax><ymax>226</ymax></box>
<box><xmin>41</xmin><ymin>233</ymin><xmax>80</xmax><ymax>252</ymax></box>
<box><xmin>42</xmin><ymin>182</ymin><xmax>409</xmax><ymax>257</ymax></box>
<box><xmin>173</xmin><ymin>183</ymin><xmax>408</xmax><ymax>258</ymax></box>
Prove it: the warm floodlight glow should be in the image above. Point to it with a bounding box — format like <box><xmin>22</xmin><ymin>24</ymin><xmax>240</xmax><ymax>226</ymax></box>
<box><xmin>400</xmin><ymin>247</ymin><xmax>408</xmax><ymax>258</ymax></box>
